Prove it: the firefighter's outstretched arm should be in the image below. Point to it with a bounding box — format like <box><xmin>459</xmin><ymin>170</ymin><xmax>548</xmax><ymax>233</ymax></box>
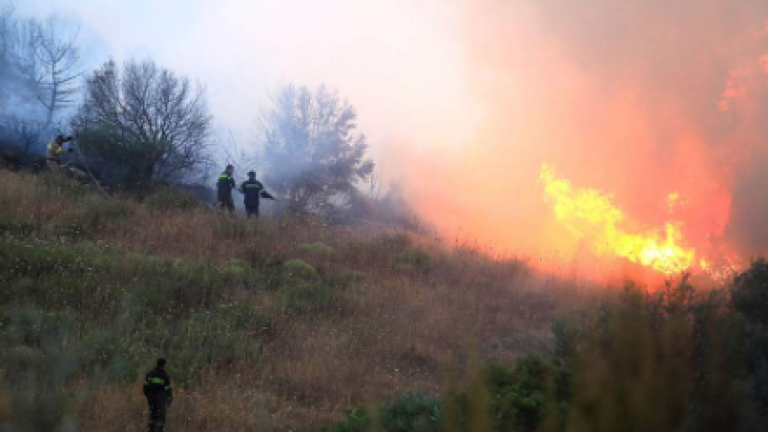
<box><xmin>261</xmin><ymin>190</ymin><xmax>275</xmax><ymax>200</ymax></box>
<box><xmin>143</xmin><ymin>374</ymin><xmax>150</xmax><ymax>397</ymax></box>
<box><xmin>166</xmin><ymin>376</ymin><xmax>173</xmax><ymax>406</ymax></box>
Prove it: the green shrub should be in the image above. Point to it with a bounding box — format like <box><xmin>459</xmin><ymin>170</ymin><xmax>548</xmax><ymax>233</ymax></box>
<box><xmin>325</xmin><ymin>391</ymin><xmax>441</xmax><ymax>432</ymax></box>
<box><xmin>53</xmin><ymin>220</ymin><xmax>86</xmax><ymax>238</ymax></box>
<box><xmin>81</xmin><ymin>329</ymin><xmax>139</xmax><ymax>383</ymax></box>
<box><xmin>392</xmin><ymin>248</ymin><xmax>434</xmax><ymax>272</ymax></box>
<box><xmin>486</xmin><ymin>356</ymin><xmax>552</xmax><ymax>432</ymax></box>
<box><xmin>168</xmin><ymin>301</ymin><xmax>269</xmax><ymax>382</ymax></box>
<box><xmin>218</xmin><ymin>259</ymin><xmax>260</xmax><ymax>287</ymax></box>
<box><xmin>298</xmin><ymin>242</ymin><xmax>336</xmax><ymax>258</ymax></box>
<box><xmin>0</xmin><ymin>215</ymin><xmax>36</xmax><ymax>236</ymax></box>
<box><xmin>731</xmin><ymin>260</ymin><xmax>768</xmax><ymax>422</ymax></box>
<box><xmin>0</xmin><ymin>305</ymin><xmax>82</xmax><ymax>431</ymax></box>
<box><xmin>0</xmin><ymin>241</ymin><xmax>253</xmax><ymax>319</ymax></box>
<box><xmin>3</xmin><ymin>345</ymin><xmax>48</xmax><ymax>373</ymax></box>
<box><xmin>323</xmin><ymin>406</ymin><xmax>372</xmax><ymax>432</ymax></box>
<box><xmin>0</xmin><ymin>308</ymin><xmax>81</xmax><ymax>381</ymax></box>
<box><xmin>381</xmin><ymin>390</ymin><xmax>441</xmax><ymax>432</ymax></box>
<box><xmin>280</xmin><ymin>280</ymin><xmax>338</xmax><ymax>314</ymax></box>
<box><xmin>283</xmin><ymin>259</ymin><xmax>318</xmax><ymax>280</ymax></box>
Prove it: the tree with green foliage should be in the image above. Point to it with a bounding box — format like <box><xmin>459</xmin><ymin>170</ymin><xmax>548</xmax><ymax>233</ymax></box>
<box><xmin>731</xmin><ymin>259</ymin><xmax>768</xmax><ymax>423</ymax></box>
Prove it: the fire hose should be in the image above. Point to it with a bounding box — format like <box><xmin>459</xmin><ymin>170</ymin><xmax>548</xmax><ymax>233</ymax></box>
<box><xmin>70</xmin><ymin>137</ymin><xmax>113</xmax><ymax>200</ymax></box>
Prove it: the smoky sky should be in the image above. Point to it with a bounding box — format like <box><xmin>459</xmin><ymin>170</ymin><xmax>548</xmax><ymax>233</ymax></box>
<box><xmin>395</xmin><ymin>0</ymin><xmax>768</xmax><ymax>266</ymax></box>
<box><xmin>13</xmin><ymin>0</ymin><xmax>768</xmax><ymax>267</ymax></box>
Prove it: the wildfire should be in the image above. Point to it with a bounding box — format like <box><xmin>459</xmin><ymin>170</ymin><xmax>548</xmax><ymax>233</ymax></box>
<box><xmin>540</xmin><ymin>163</ymin><xmax>695</xmax><ymax>275</ymax></box>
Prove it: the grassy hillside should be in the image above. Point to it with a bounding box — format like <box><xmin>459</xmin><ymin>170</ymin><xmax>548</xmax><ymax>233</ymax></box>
<box><xmin>0</xmin><ymin>170</ymin><xmax>585</xmax><ymax>431</ymax></box>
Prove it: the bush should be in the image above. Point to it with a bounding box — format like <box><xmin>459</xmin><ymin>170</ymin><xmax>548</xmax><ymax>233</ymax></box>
<box><xmin>53</xmin><ymin>220</ymin><xmax>86</xmax><ymax>239</ymax></box>
<box><xmin>392</xmin><ymin>248</ymin><xmax>434</xmax><ymax>273</ymax></box>
<box><xmin>381</xmin><ymin>390</ymin><xmax>442</xmax><ymax>432</ymax></box>
<box><xmin>283</xmin><ymin>259</ymin><xmax>318</xmax><ymax>280</ymax></box>
<box><xmin>325</xmin><ymin>391</ymin><xmax>441</xmax><ymax>432</ymax></box>
<box><xmin>0</xmin><ymin>215</ymin><xmax>36</xmax><ymax>236</ymax></box>
<box><xmin>486</xmin><ymin>356</ymin><xmax>552</xmax><ymax>432</ymax></box>
<box><xmin>280</xmin><ymin>280</ymin><xmax>338</xmax><ymax>314</ymax></box>
<box><xmin>0</xmin><ymin>240</ymin><xmax>261</xmax><ymax>319</ymax></box>
<box><xmin>323</xmin><ymin>406</ymin><xmax>372</xmax><ymax>432</ymax></box>
<box><xmin>167</xmin><ymin>301</ymin><xmax>269</xmax><ymax>383</ymax></box>
<box><xmin>732</xmin><ymin>260</ymin><xmax>768</xmax><ymax>421</ymax></box>
<box><xmin>218</xmin><ymin>259</ymin><xmax>260</xmax><ymax>287</ymax></box>
<box><xmin>81</xmin><ymin>329</ymin><xmax>139</xmax><ymax>383</ymax></box>
<box><xmin>298</xmin><ymin>242</ymin><xmax>336</xmax><ymax>258</ymax></box>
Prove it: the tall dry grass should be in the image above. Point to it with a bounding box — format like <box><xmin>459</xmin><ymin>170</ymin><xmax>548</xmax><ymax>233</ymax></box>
<box><xmin>0</xmin><ymin>170</ymin><xmax>601</xmax><ymax>431</ymax></box>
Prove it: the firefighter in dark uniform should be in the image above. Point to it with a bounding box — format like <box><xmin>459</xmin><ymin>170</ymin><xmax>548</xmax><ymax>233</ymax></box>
<box><xmin>46</xmin><ymin>134</ymin><xmax>74</xmax><ymax>172</ymax></box>
<box><xmin>143</xmin><ymin>358</ymin><xmax>173</xmax><ymax>432</ymax></box>
<box><xmin>216</xmin><ymin>165</ymin><xmax>236</xmax><ymax>212</ymax></box>
<box><xmin>239</xmin><ymin>171</ymin><xmax>275</xmax><ymax>218</ymax></box>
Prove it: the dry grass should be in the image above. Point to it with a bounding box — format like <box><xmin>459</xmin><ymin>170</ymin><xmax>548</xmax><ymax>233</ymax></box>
<box><xmin>0</xmin><ymin>170</ymin><xmax>604</xmax><ymax>431</ymax></box>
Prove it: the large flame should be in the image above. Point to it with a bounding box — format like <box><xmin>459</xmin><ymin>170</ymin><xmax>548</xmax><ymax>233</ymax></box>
<box><xmin>380</xmin><ymin>0</ymin><xmax>768</xmax><ymax>284</ymax></box>
<box><xmin>540</xmin><ymin>163</ymin><xmax>695</xmax><ymax>275</ymax></box>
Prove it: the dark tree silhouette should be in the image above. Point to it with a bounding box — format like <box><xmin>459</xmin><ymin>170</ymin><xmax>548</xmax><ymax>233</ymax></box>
<box><xmin>72</xmin><ymin>59</ymin><xmax>212</xmax><ymax>189</ymax></box>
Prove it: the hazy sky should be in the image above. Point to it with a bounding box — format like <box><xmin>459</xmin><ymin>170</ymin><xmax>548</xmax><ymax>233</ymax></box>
<box><xmin>17</xmin><ymin>0</ymin><xmax>768</xmax><ymax>277</ymax></box>
<box><xmin>20</xmin><ymin>0</ymin><xmax>479</xmax><ymax>165</ymax></box>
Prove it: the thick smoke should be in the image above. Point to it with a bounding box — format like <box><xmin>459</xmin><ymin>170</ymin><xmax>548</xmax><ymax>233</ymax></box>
<box><xmin>391</xmin><ymin>0</ymin><xmax>768</xmax><ymax>270</ymax></box>
<box><xmin>11</xmin><ymin>0</ymin><xmax>768</xmax><ymax>272</ymax></box>
<box><xmin>0</xmin><ymin>7</ymin><xmax>72</xmax><ymax>156</ymax></box>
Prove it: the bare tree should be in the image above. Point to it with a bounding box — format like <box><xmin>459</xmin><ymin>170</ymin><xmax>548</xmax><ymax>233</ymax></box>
<box><xmin>0</xmin><ymin>4</ymin><xmax>81</xmax><ymax>156</ymax></box>
<box><xmin>32</xmin><ymin>17</ymin><xmax>81</xmax><ymax>125</ymax></box>
<box><xmin>259</xmin><ymin>84</ymin><xmax>375</xmax><ymax>217</ymax></box>
<box><xmin>5</xmin><ymin>116</ymin><xmax>46</xmax><ymax>154</ymax></box>
<box><xmin>72</xmin><ymin>59</ymin><xmax>213</xmax><ymax>189</ymax></box>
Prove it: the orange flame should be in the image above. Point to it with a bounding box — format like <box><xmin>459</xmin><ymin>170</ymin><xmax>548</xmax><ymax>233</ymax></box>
<box><xmin>540</xmin><ymin>163</ymin><xmax>695</xmax><ymax>275</ymax></box>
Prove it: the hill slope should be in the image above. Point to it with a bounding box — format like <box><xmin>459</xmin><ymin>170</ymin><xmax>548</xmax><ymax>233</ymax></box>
<box><xmin>0</xmin><ymin>170</ymin><xmax>576</xmax><ymax>431</ymax></box>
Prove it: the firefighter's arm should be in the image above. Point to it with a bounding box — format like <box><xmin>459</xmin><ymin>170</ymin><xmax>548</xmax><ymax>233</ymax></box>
<box><xmin>238</xmin><ymin>182</ymin><xmax>245</xmax><ymax>194</ymax></box>
<box><xmin>261</xmin><ymin>190</ymin><xmax>275</xmax><ymax>200</ymax></box>
<box><xmin>166</xmin><ymin>377</ymin><xmax>173</xmax><ymax>405</ymax></box>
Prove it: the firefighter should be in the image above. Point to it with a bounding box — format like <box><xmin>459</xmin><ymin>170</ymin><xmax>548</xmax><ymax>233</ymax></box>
<box><xmin>143</xmin><ymin>358</ymin><xmax>173</xmax><ymax>432</ymax></box>
<box><xmin>239</xmin><ymin>171</ymin><xmax>275</xmax><ymax>218</ymax></box>
<box><xmin>46</xmin><ymin>134</ymin><xmax>74</xmax><ymax>172</ymax></box>
<box><xmin>216</xmin><ymin>165</ymin><xmax>236</xmax><ymax>212</ymax></box>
